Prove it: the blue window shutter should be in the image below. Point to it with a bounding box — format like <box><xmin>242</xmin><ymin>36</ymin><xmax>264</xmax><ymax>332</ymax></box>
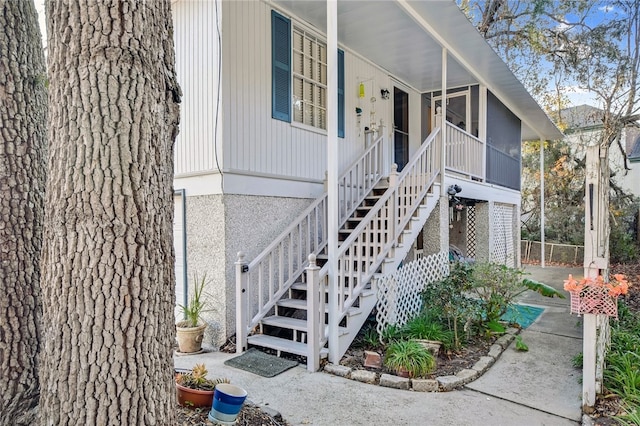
<box><xmin>272</xmin><ymin>11</ymin><xmax>291</xmax><ymax>122</ymax></box>
<box><xmin>338</xmin><ymin>49</ymin><xmax>345</xmax><ymax>138</ymax></box>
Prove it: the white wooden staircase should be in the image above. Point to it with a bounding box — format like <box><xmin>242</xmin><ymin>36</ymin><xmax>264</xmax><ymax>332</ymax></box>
<box><xmin>235</xmin><ymin>127</ymin><xmax>442</xmax><ymax>370</ymax></box>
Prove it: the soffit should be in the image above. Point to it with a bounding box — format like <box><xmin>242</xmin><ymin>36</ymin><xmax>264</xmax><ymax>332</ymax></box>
<box><xmin>271</xmin><ymin>0</ymin><xmax>563</xmax><ymax>141</ymax></box>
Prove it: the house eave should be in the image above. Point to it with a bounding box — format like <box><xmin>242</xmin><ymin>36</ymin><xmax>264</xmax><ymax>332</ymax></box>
<box><xmin>269</xmin><ymin>0</ymin><xmax>563</xmax><ymax>141</ymax></box>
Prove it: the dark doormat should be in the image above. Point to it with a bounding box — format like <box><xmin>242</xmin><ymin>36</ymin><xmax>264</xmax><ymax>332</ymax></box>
<box><xmin>224</xmin><ymin>348</ymin><xmax>298</xmax><ymax>377</ymax></box>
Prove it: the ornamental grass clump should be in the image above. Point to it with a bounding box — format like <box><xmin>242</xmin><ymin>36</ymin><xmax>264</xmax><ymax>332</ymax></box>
<box><xmin>401</xmin><ymin>315</ymin><xmax>454</xmax><ymax>350</ymax></box>
<box><xmin>384</xmin><ymin>340</ymin><xmax>436</xmax><ymax>378</ymax></box>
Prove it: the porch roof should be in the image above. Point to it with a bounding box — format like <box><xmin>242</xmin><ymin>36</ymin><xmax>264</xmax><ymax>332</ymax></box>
<box><xmin>272</xmin><ymin>0</ymin><xmax>564</xmax><ymax>141</ymax></box>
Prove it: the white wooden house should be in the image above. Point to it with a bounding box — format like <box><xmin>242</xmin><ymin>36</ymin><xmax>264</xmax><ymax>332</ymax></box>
<box><xmin>170</xmin><ymin>0</ymin><xmax>562</xmax><ymax>369</ymax></box>
<box><xmin>561</xmin><ymin>105</ymin><xmax>640</xmax><ymax>198</ymax></box>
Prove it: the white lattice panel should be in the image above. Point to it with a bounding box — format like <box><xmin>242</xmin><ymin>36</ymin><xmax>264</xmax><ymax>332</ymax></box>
<box><xmin>467</xmin><ymin>205</ymin><xmax>476</xmax><ymax>258</ymax></box>
<box><xmin>375</xmin><ymin>251</ymin><xmax>449</xmax><ymax>339</ymax></box>
<box><xmin>491</xmin><ymin>203</ymin><xmax>515</xmax><ymax>267</ymax></box>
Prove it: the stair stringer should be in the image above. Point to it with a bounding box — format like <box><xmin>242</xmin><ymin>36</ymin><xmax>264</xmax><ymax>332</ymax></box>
<box><xmin>336</xmin><ymin>186</ymin><xmax>440</xmax><ymax>359</ymax></box>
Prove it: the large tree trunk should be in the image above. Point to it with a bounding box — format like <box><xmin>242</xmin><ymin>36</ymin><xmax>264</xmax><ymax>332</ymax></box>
<box><xmin>40</xmin><ymin>1</ymin><xmax>180</xmax><ymax>424</ymax></box>
<box><xmin>0</xmin><ymin>0</ymin><xmax>47</xmax><ymax>424</ymax></box>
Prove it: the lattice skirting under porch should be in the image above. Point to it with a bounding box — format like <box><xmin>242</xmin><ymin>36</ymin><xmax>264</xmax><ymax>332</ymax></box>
<box><xmin>375</xmin><ymin>251</ymin><xmax>449</xmax><ymax>340</ymax></box>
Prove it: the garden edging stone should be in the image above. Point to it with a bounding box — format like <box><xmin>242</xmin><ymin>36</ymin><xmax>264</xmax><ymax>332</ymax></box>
<box><xmin>323</xmin><ymin>327</ymin><xmax>519</xmax><ymax>392</ymax></box>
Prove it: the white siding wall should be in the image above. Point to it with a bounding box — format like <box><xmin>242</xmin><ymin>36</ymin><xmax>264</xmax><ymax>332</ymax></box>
<box><xmin>222</xmin><ymin>1</ymin><xmax>418</xmax><ymax>184</ymax></box>
<box><xmin>344</xmin><ymin>55</ymin><xmax>394</xmax><ymax>171</ymax></box>
<box><xmin>173</xmin><ymin>1</ymin><xmax>424</xmax><ymax>194</ymax></box>
<box><xmin>172</xmin><ymin>0</ymin><xmax>222</xmax><ymax>176</ymax></box>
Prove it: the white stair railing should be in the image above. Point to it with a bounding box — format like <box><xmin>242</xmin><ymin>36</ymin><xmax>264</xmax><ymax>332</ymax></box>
<box><xmin>236</xmin><ymin>131</ymin><xmax>386</xmax><ymax>352</ymax></box>
<box><xmin>319</xmin><ymin>127</ymin><xmax>442</xmax><ymax>362</ymax></box>
<box><xmin>445</xmin><ymin>121</ymin><xmax>484</xmax><ymax>181</ymax></box>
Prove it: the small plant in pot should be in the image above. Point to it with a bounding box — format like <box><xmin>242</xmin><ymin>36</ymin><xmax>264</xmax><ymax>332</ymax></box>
<box><xmin>176</xmin><ymin>272</ymin><xmax>210</xmax><ymax>353</ymax></box>
<box><xmin>384</xmin><ymin>340</ymin><xmax>436</xmax><ymax>378</ymax></box>
<box><xmin>175</xmin><ymin>363</ymin><xmax>230</xmax><ymax>408</ymax></box>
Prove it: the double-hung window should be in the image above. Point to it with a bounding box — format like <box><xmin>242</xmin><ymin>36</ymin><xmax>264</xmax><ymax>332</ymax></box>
<box><xmin>272</xmin><ymin>10</ymin><xmax>344</xmax><ymax>137</ymax></box>
<box><xmin>293</xmin><ymin>27</ymin><xmax>327</xmax><ymax>130</ymax></box>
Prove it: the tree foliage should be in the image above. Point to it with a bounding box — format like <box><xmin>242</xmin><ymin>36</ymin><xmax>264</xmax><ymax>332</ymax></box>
<box><xmin>461</xmin><ymin>0</ymin><xmax>640</xmax><ymax>260</ymax></box>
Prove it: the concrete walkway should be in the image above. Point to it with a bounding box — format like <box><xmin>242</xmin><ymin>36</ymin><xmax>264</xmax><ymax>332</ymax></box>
<box><xmin>174</xmin><ymin>265</ymin><xmax>585</xmax><ymax>426</ymax></box>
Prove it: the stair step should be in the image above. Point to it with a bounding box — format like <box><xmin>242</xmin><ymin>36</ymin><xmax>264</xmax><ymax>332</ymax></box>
<box><xmin>261</xmin><ymin>316</ymin><xmax>308</xmax><ymax>331</ymax></box>
<box><xmin>247</xmin><ymin>334</ymin><xmax>328</xmax><ymax>358</ymax></box>
<box><xmin>277</xmin><ymin>298</ymin><xmax>363</xmax><ymax>316</ymax></box>
<box><xmin>277</xmin><ymin>298</ymin><xmax>309</xmax><ymax>309</ymax></box>
<box><xmin>261</xmin><ymin>314</ymin><xmax>350</xmax><ymax>335</ymax></box>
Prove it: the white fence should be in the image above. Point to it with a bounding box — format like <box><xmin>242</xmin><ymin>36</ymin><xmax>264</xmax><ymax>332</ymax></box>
<box><xmin>521</xmin><ymin>240</ymin><xmax>584</xmax><ymax>265</ymax></box>
<box><xmin>375</xmin><ymin>251</ymin><xmax>449</xmax><ymax>339</ymax></box>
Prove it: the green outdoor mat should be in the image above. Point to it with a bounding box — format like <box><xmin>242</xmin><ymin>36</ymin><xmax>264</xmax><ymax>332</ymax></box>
<box><xmin>224</xmin><ymin>348</ymin><xmax>298</xmax><ymax>377</ymax></box>
<box><xmin>501</xmin><ymin>304</ymin><xmax>544</xmax><ymax>329</ymax></box>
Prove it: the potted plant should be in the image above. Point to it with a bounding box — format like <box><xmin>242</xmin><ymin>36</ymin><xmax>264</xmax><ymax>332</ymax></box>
<box><xmin>384</xmin><ymin>340</ymin><xmax>436</xmax><ymax>378</ymax></box>
<box><xmin>176</xmin><ymin>272</ymin><xmax>209</xmax><ymax>353</ymax></box>
<box><xmin>564</xmin><ymin>273</ymin><xmax>629</xmax><ymax>317</ymax></box>
<box><xmin>175</xmin><ymin>363</ymin><xmax>229</xmax><ymax>408</ymax></box>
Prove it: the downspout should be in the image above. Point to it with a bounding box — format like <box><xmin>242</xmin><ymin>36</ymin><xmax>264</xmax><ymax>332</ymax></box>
<box><xmin>174</xmin><ymin>188</ymin><xmax>188</xmax><ymax>317</ymax></box>
<box><xmin>440</xmin><ymin>48</ymin><xmax>447</xmax><ymax>197</ymax></box>
<box><xmin>326</xmin><ymin>0</ymin><xmax>339</xmax><ymax>364</ymax></box>
<box><xmin>539</xmin><ymin>139</ymin><xmax>545</xmax><ymax>268</ymax></box>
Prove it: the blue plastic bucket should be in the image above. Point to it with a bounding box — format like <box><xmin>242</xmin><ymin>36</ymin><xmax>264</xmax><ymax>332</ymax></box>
<box><xmin>208</xmin><ymin>383</ymin><xmax>247</xmax><ymax>424</ymax></box>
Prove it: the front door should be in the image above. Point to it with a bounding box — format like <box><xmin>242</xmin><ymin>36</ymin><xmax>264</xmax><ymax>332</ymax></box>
<box><xmin>394</xmin><ymin>87</ymin><xmax>409</xmax><ymax>171</ymax></box>
<box><xmin>432</xmin><ymin>91</ymin><xmax>469</xmax><ymax>132</ymax></box>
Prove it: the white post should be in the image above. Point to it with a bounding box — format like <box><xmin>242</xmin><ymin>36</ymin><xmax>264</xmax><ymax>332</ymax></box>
<box><xmin>382</xmin><ymin>164</ymin><xmax>399</xmax><ymax>276</ymax></box>
<box><xmin>235</xmin><ymin>252</ymin><xmax>248</xmax><ymax>353</ymax></box>
<box><xmin>326</xmin><ymin>0</ymin><xmax>339</xmax><ymax>364</ymax></box>
<box><xmin>306</xmin><ymin>254</ymin><xmax>320</xmax><ymax>372</ymax></box>
<box><xmin>540</xmin><ymin>138</ymin><xmax>545</xmax><ymax>268</ymax></box>
<box><xmin>479</xmin><ymin>85</ymin><xmax>487</xmax><ymax>181</ymax></box>
<box><xmin>440</xmin><ymin>48</ymin><xmax>447</xmax><ymax>197</ymax></box>
<box><xmin>582</xmin><ymin>144</ymin><xmax>610</xmax><ymax>408</ymax></box>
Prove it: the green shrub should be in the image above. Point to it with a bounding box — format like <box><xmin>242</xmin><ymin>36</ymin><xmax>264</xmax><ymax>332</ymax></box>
<box><xmin>468</xmin><ymin>263</ymin><xmax>527</xmax><ymax>325</ymax></box>
<box><xmin>467</xmin><ymin>262</ymin><xmax>562</xmax><ymax>332</ymax></box>
<box><xmin>420</xmin><ymin>262</ymin><xmax>479</xmax><ymax>347</ymax></box>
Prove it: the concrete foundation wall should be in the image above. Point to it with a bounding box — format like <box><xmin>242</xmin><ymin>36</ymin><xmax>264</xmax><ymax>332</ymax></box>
<box><xmin>184</xmin><ymin>195</ymin><xmax>226</xmax><ymax>347</ymax></box>
<box><xmin>183</xmin><ymin>194</ymin><xmax>312</xmax><ymax>348</ymax></box>
<box><xmin>422</xmin><ymin>197</ymin><xmax>449</xmax><ymax>257</ymax></box>
<box><xmin>475</xmin><ymin>202</ymin><xmax>491</xmax><ymax>262</ymax></box>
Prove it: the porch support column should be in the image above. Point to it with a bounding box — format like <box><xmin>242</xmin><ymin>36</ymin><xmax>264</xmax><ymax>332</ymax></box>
<box><xmin>326</xmin><ymin>0</ymin><xmax>339</xmax><ymax>364</ymax></box>
<box><xmin>540</xmin><ymin>138</ymin><xmax>545</xmax><ymax>267</ymax></box>
<box><xmin>440</xmin><ymin>47</ymin><xmax>447</xmax><ymax>198</ymax></box>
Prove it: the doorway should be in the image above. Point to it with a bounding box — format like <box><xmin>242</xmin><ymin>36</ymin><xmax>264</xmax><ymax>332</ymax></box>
<box><xmin>432</xmin><ymin>91</ymin><xmax>469</xmax><ymax>133</ymax></box>
<box><xmin>394</xmin><ymin>87</ymin><xmax>409</xmax><ymax>171</ymax></box>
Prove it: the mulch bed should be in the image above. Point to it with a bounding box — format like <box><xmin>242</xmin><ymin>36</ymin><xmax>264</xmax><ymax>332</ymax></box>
<box><xmin>340</xmin><ymin>334</ymin><xmax>497</xmax><ymax>379</ymax></box>
<box><xmin>176</xmin><ymin>403</ymin><xmax>291</xmax><ymax>426</ymax></box>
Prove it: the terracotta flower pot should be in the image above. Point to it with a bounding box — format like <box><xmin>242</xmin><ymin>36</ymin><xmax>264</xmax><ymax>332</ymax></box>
<box><xmin>176</xmin><ymin>382</ymin><xmax>214</xmax><ymax>408</ymax></box>
<box><xmin>176</xmin><ymin>323</ymin><xmax>207</xmax><ymax>353</ymax></box>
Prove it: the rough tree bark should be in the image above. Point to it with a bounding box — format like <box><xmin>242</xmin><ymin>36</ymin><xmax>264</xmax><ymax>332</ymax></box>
<box><xmin>40</xmin><ymin>1</ymin><xmax>181</xmax><ymax>424</ymax></box>
<box><xmin>0</xmin><ymin>0</ymin><xmax>47</xmax><ymax>424</ymax></box>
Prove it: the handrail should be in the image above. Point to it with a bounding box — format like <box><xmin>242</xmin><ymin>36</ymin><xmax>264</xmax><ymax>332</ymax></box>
<box><xmin>318</xmin><ymin>127</ymin><xmax>441</xmax><ymax>336</ymax></box>
<box><xmin>238</xmin><ymin>131</ymin><xmax>386</xmax><ymax>334</ymax></box>
<box><xmin>444</xmin><ymin>122</ymin><xmax>484</xmax><ymax>181</ymax></box>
